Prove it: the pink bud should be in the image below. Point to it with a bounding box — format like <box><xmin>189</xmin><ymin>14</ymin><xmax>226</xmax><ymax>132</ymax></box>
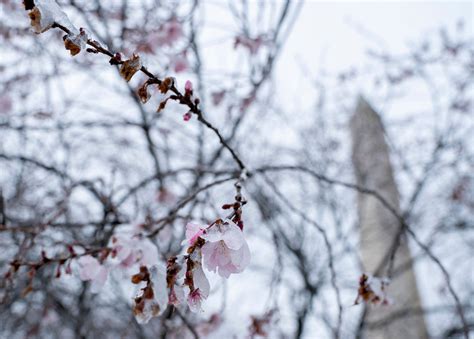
<box><xmin>185</xmin><ymin>80</ymin><xmax>193</xmax><ymax>93</ymax></box>
<box><xmin>183</xmin><ymin>112</ymin><xmax>192</xmax><ymax>121</ymax></box>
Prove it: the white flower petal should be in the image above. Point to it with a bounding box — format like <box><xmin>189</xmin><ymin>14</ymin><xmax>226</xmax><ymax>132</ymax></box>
<box><xmin>149</xmin><ymin>263</ymin><xmax>168</xmax><ymax>312</ymax></box>
<box><xmin>201</xmin><ymin>226</ymin><xmax>223</xmax><ymax>242</ymax></box>
<box><xmin>193</xmin><ymin>265</ymin><xmax>210</xmax><ymax>298</ymax></box>
<box><xmin>222</xmin><ymin>221</ymin><xmax>244</xmax><ymax>250</ymax></box>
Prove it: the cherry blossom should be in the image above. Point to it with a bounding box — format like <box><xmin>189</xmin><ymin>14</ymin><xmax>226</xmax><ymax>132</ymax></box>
<box><xmin>111</xmin><ymin>233</ymin><xmax>159</xmax><ymax>268</ymax></box>
<box><xmin>183</xmin><ymin>249</ymin><xmax>210</xmax><ymax>312</ymax></box>
<box><xmin>159</xmin><ymin>18</ymin><xmax>183</xmax><ymax>46</ymax></box>
<box><xmin>133</xmin><ymin>264</ymin><xmax>168</xmax><ymax>324</ymax></box>
<box><xmin>169</xmin><ymin>284</ymin><xmax>185</xmax><ymax>306</ymax></box>
<box><xmin>201</xmin><ymin>220</ymin><xmax>251</xmax><ymax>278</ymax></box>
<box><xmin>182</xmin><ymin>222</ymin><xmax>204</xmax><ymax>246</ymax></box>
<box><xmin>185</xmin><ymin>80</ymin><xmax>193</xmax><ymax>93</ymax></box>
<box><xmin>172</xmin><ymin>54</ymin><xmax>189</xmax><ymax>73</ymax></box>
<box><xmin>76</xmin><ymin>255</ymin><xmax>109</xmax><ymax>292</ymax></box>
<box><xmin>187</xmin><ymin>262</ymin><xmax>210</xmax><ymax>312</ymax></box>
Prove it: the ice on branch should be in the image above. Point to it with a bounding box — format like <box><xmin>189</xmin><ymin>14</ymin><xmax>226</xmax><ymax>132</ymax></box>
<box><xmin>76</xmin><ymin>255</ymin><xmax>109</xmax><ymax>293</ymax></box>
<box><xmin>119</xmin><ymin>54</ymin><xmax>142</xmax><ymax>82</ymax></box>
<box><xmin>355</xmin><ymin>273</ymin><xmax>392</xmax><ymax>306</ymax></box>
<box><xmin>27</xmin><ymin>0</ymin><xmax>76</xmax><ymax>34</ymax></box>
<box><xmin>63</xmin><ymin>28</ymin><xmax>88</xmax><ymax>56</ymax></box>
<box><xmin>132</xmin><ymin>264</ymin><xmax>168</xmax><ymax>324</ymax></box>
<box><xmin>201</xmin><ymin>220</ymin><xmax>251</xmax><ymax>278</ymax></box>
<box><xmin>137</xmin><ymin>80</ymin><xmax>151</xmax><ymax>103</ymax></box>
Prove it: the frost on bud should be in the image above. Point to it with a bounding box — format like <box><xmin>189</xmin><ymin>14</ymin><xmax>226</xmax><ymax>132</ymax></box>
<box><xmin>184</xmin><ymin>80</ymin><xmax>193</xmax><ymax>95</ymax></box>
<box><xmin>119</xmin><ymin>54</ymin><xmax>142</xmax><ymax>82</ymax></box>
<box><xmin>28</xmin><ymin>0</ymin><xmax>76</xmax><ymax>34</ymax></box>
<box><xmin>137</xmin><ymin>80</ymin><xmax>151</xmax><ymax>104</ymax></box>
<box><xmin>159</xmin><ymin>77</ymin><xmax>175</xmax><ymax>94</ymax></box>
<box><xmin>133</xmin><ymin>264</ymin><xmax>168</xmax><ymax>324</ymax></box>
<box><xmin>63</xmin><ymin>29</ymin><xmax>87</xmax><ymax>56</ymax></box>
<box><xmin>157</xmin><ymin>98</ymin><xmax>171</xmax><ymax>113</ymax></box>
<box><xmin>29</xmin><ymin>7</ymin><xmax>52</xmax><ymax>33</ymax></box>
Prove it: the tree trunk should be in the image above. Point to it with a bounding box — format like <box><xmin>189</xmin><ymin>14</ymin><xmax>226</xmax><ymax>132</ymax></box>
<box><xmin>350</xmin><ymin>96</ymin><xmax>429</xmax><ymax>339</ymax></box>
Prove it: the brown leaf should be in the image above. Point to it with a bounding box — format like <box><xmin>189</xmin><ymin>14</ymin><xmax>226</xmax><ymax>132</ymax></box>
<box><xmin>119</xmin><ymin>54</ymin><xmax>142</xmax><ymax>82</ymax></box>
<box><xmin>158</xmin><ymin>77</ymin><xmax>175</xmax><ymax>94</ymax></box>
<box><xmin>63</xmin><ymin>32</ymin><xmax>87</xmax><ymax>56</ymax></box>
<box><xmin>137</xmin><ymin>80</ymin><xmax>151</xmax><ymax>104</ymax></box>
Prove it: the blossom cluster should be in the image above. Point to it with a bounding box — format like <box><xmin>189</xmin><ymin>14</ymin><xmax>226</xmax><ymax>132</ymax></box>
<box><xmin>74</xmin><ymin>219</ymin><xmax>250</xmax><ymax>324</ymax></box>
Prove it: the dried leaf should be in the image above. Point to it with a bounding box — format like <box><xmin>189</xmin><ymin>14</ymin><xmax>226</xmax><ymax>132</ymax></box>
<box><xmin>158</xmin><ymin>77</ymin><xmax>175</xmax><ymax>94</ymax></box>
<box><xmin>119</xmin><ymin>54</ymin><xmax>142</xmax><ymax>82</ymax></box>
<box><xmin>137</xmin><ymin>81</ymin><xmax>151</xmax><ymax>104</ymax></box>
<box><xmin>157</xmin><ymin>99</ymin><xmax>168</xmax><ymax>113</ymax></box>
<box><xmin>63</xmin><ymin>29</ymin><xmax>87</xmax><ymax>56</ymax></box>
<box><xmin>28</xmin><ymin>0</ymin><xmax>76</xmax><ymax>34</ymax></box>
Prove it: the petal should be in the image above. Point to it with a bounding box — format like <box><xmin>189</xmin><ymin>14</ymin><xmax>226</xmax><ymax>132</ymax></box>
<box><xmin>201</xmin><ymin>226</ymin><xmax>223</xmax><ymax>243</ymax></box>
<box><xmin>231</xmin><ymin>240</ymin><xmax>251</xmax><ymax>272</ymax></box>
<box><xmin>149</xmin><ymin>263</ymin><xmax>168</xmax><ymax>313</ymax></box>
<box><xmin>222</xmin><ymin>221</ymin><xmax>244</xmax><ymax>250</ymax></box>
<box><xmin>187</xmin><ymin>290</ymin><xmax>202</xmax><ymax>313</ymax></box>
<box><xmin>77</xmin><ymin>255</ymin><xmax>100</xmax><ymax>281</ymax></box>
<box><xmin>193</xmin><ymin>265</ymin><xmax>210</xmax><ymax>298</ymax></box>
<box><xmin>138</xmin><ymin>238</ymin><xmax>159</xmax><ymax>266</ymax></box>
<box><xmin>185</xmin><ymin>223</ymin><xmax>201</xmax><ymax>240</ymax></box>
<box><xmin>202</xmin><ymin>242</ymin><xmax>219</xmax><ymax>272</ymax></box>
<box><xmin>217</xmin><ymin>264</ymin><xmax>234</xmax><ymax>278</ymax></box>
<box><xmin>216</xmin><ymin>244</ymin><xmax>231</xmax><ymax>266</ymax></box>
<box><xmin>90</xmin><ymin>266</ymin><xmax>108</xmax><ymax>293</ymax></box>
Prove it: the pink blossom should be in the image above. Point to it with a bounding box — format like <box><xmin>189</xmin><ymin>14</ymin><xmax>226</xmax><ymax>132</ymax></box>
<box><xmin>182</xmin><ymin>222</ymin><xmax>204</xmax><ymax>246</ymax></box>
<box><xmin>76</xmin><ymin>255</ymin><xmax>109</xmax><ymax>292</ymax></box>
<box><xmin>186</xmin><ymin>264</ymin><xmax>210</xmax><ymax>312</ymax></box>
<box><xmin>173</xmin><ymin>55</ymin><xmax>188</xmax><ymax>73</ymax></box>
<box><xmin>185</xmin><ymin>80</ymin><xmax>193</xmax><ymax>93</ymax></box>
<box><xmin>169</xmin><ymin>285</ymin><xmax>185</xmax><ymax>306</ymax></box>
<box><xmin>187</xmin><ymin>288</ymin><xmax>205</xmax><ymax>313</ymax></box>
<box><xmin>111</xmin><ymin>233</ymin><xmax>159</xmax><ymax>268</ymax></box>
<box><xmin>211</xmin><ymin>90</ymin><xmax>226</xmax><ymax>106</ymax></box>
<box><xmin>157</xmin><ymin>18</ymin><xmax>183</xmax><ymax>47</ymax></box>
<box><xmin>201</xmin><ymin>220</ymin><xmax>251</xmax><ymax>278</ymax></box>
<box><xmin>0</xmin><ymin>95</ymin><xmax>12</xmax><ymax>114</ymax></box>
<box><xmin>134</xmin><ymin>264</ymin><xmax>168</xmax><ymax>324</ymax></box>
<box><xmin>234</xmin><ymin>34</ymin><xmax>266</xmax><ymax>54</ymax></box>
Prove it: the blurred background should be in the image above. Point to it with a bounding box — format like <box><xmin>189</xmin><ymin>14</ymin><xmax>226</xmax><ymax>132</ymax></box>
<box><xmin>0</xmin><ymin>1</ymin><xmax>472</xmax><ymax>338</ymax></box>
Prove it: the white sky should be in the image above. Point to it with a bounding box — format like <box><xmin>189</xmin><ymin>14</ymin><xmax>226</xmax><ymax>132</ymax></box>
<box><xmin>276</xmin><ymin>1</ymin><xmax>473</xmax><ymax>112</ymax></box>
